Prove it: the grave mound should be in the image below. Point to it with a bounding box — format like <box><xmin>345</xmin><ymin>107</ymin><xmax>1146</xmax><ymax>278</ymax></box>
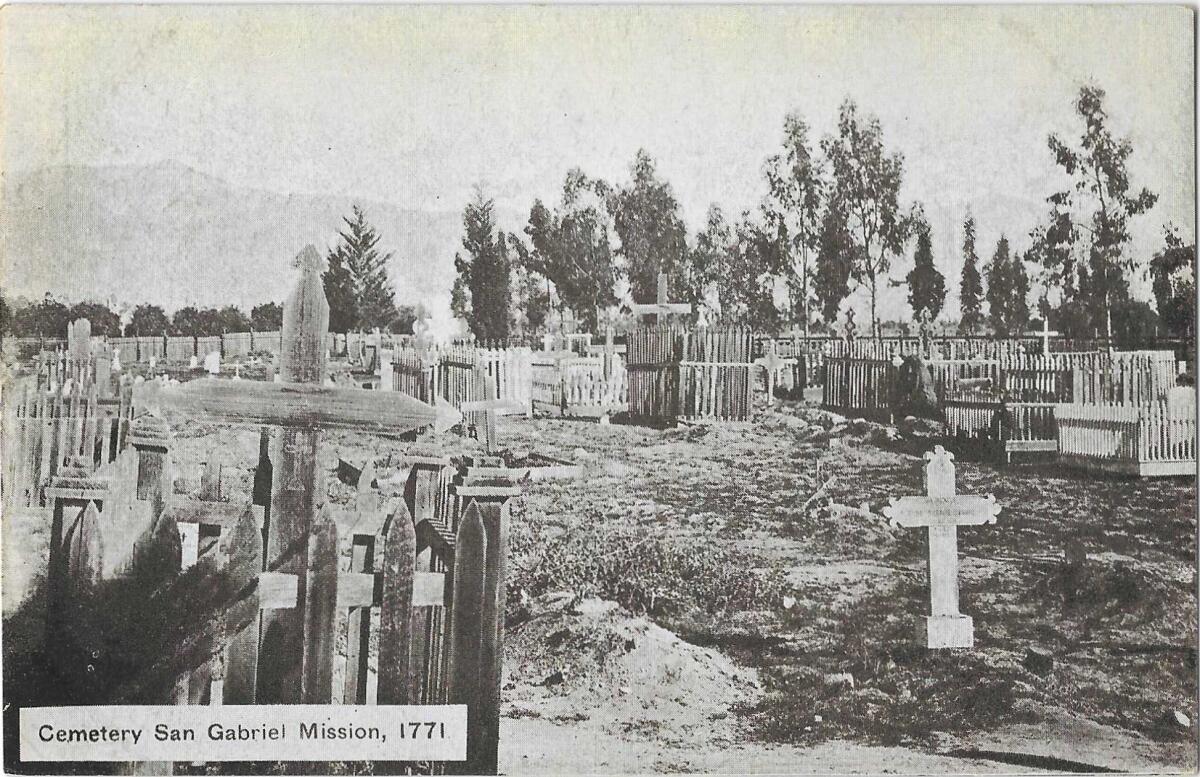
<box><xmin>504</xmin><ymin>596</ymin><xmax>760</xmax><ymax>739</ymax></box>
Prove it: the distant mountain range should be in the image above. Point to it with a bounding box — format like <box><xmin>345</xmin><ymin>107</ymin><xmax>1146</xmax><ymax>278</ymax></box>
<box><xmin>1</xmin><ymin>160</ymin><xmax>466</xmax><ymax>313</ymax></box>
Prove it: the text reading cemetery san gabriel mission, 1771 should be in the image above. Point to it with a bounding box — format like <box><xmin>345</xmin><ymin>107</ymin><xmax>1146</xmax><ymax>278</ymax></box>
<box><xmin>21</xmin><ymin>706</ymin><xmax>467</xmax><ymax>762</ymax></box>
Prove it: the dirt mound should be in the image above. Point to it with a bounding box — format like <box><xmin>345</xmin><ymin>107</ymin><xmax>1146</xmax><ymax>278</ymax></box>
<box><xmin>505</xmin><ymin>596</ymin><xmax>760</xmax><ymax>742</ymax></box>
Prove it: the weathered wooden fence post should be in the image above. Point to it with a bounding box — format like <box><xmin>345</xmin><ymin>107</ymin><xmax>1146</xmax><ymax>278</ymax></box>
<box><xmin>448</xmin><ymin>481</ymin><xmax>518</xmax><ymax>774</ymax></box>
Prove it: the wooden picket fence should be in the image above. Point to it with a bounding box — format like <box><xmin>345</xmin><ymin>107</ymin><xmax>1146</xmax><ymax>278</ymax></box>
<box><xmin>1</xmin><ymin>377</ymin><xmax>134</xmax><ymax>511</ymax></box>
<box><xmin>1055</xmin><ymin>401</ymin><xmax>1196</xmax><ymax>477</ymax></box>
<box><xmin>389</xmin><ymin>344</ymin><xmax>532</xmax><ymax>430</ymax></box>
<box><xmin>393</xmin><ymin>347</ymin><xmax>437</xmax><ymax>403</ymax></box>
<box><xmin>825</xmin><ymin>350</ymin><xmax>1179</xmax><ymax>420</ymax></box>
<box><xmin>943</xmin><ymin>398</ymin><xmax>1059</xmax><ymax>463</ymax></box>
<box><xmin>562</xmin><ymin>357</ymin><xmax>627</xmax><ymax>415</ymax></box>
<box><xmin>822</xmin><ymin>357</ymin><xmax>898</xmax><ymax>420</ymax></box>
<box><xmin>42</xmin><ymin>420</ymin><xmax>514</xmax><ymax>774</ymax></box>
<box><xmin>530</xmin><ymin>353</ymin><xmax>627</xmax><ymax>416</ymax></box>
<box><xmin>626</xmin><ymin>326</ymin><xmax>755</xmax><ymax>422</ymax></box>
<box><xmin>473</xmin><ymin>347</ymin><xmax>533</xmax><ymax>416</ymax></box>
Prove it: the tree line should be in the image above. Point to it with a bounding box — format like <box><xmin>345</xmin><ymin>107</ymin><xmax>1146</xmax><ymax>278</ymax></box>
<box><xmin>452</xmin><ymin>85</ymin><xmax>1195</xmax><ymax>344</ymax></box>
<box><xmin>2</xmin><ymin>205</ymin><xmax>419</xmax><ymax>340</ymax></box>
<box><xmin>0</xmin><ymin>296</ymin><xmax>286</xmax><ymax>339</ymax></box>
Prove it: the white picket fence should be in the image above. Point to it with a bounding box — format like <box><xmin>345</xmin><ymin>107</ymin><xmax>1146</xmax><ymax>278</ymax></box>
<box><xmin>1055</xmin><ymin>401</ymin><xmax>1196</xmax><ymax>477</ymax></box>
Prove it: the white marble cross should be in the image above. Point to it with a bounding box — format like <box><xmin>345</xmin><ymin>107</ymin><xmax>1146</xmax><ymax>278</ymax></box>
<box><xmin>883</xmin><ymin>446</ymin><xmax>1000</xmax><ymax>649</ymax></box>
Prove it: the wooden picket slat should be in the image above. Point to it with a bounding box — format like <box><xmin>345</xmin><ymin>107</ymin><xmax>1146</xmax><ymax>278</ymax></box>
<box><xmin>300</xmin><ymin>507</ymin><xmax>339</xmax><ymax>703</ymax></box>
<box><xmin>447</xmin><ymin>503</ymin><xmax>487</xmax><ymax>775</ymax></box>
<box><xmin>378</xmin><ymin>502</ymin><xmax>418</xmax><ymax>704</ymax></box>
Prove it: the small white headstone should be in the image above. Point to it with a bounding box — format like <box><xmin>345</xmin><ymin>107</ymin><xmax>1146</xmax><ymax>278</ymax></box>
<box><xmin>190</xmin><ymin>355</ymin><xmax>199</xmax><ymax>369</ymax></box>
<box><xmin>111</xmin><ymin>347</ymin><xmax>122</xmax><ymax>373</ymax></box>
<box><xmin>379</xmin><ymin>359</ymin><xmax>394</xmax><ymax>392</ymax></box>
<box><xmin>149</xmin><ymin>356</ymin><xmax>157</xmax><ymax>370</ymax></box>
<box><xmin>204</xmin><ymin>351</ymin><xmax>221</xmax><ymax>375</ymax></box>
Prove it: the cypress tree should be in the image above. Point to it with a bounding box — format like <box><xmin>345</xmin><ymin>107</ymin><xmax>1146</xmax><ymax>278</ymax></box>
<box><xmin>323</xmin><ymin>206</ymin><xmax>400</xmax><ymax>332</ymax></box>
<box><xmin>986</xmin><ymin>235</ymin><xmax>1030</xmax><ymax>337</ymax></box>
<box><xmin>454</xmin><ymin>189</ymin><xmax>511</xmax><ymax>341</ymax></box>
<box><xmin>905</xmin><ymin>222</ymin><xmax>946</xmax><ymax>321</ymax></box>
<box><xmin>958</xmin><ymin>215</ymin><xmax>985</xmax><ymax>334</ymax></box>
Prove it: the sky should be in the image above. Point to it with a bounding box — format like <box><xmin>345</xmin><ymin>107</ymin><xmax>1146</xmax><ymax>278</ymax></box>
<box><xmin>1</xmin><ymin>4</ymin><xmax>1194</xmax><ymax>323</ymax></box>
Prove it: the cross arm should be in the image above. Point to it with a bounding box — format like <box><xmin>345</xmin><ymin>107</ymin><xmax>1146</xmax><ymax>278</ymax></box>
<box><xmin>460</xmin><ymin>397</ymin><xmax>526</xmax><ymax>416</ymax></box>
<box><xmin>336</xmin><ymin>570</ymin><xmax>445</xmax><ymax>609</ymax></box>
<box><xmin>631</xmin><ymin>303</ymin><xmax>691</xmax><ymax>316</ymax></box>
<box><xmin>134</xmin><ymin>378</ymin><xmax>462</xmax><ymax>435</ymax></box>
<box><xmin>883</xmin><ymin>495</ymin><xmax>1001</xmax><ymax>528</ymax></box>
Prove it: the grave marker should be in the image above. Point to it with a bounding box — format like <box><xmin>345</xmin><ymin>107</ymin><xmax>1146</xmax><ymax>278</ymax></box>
<box><xmin>133</xmin><ymin>245</ymin><xmax>461</xmax><ymax>703</ymax></box>
<box><xmin>1024</xmin><ymin>318</ymin><xmax>1060</xmax><ymax>356</ymax></box>
<box><xmin>883</xmin><ymin>446</ymin><xmax>1000</xmax><ymax>649</ymax></box>
<box><xmin>461</xmin><ymin>376</ymin><xmax>525</xmax><ymax>454</ymax></box>
<box><xmin>631</xmin><ymin>272</ymin><xmax>690</xmax><ymax>324</ymax></box>
<box><xmin>754</xmin><ymin>343</ymin><xmax>796</xmax><ymax>402</ymax></box>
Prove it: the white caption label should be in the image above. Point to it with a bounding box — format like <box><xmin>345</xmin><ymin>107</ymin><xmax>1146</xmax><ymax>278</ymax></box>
<box><xmin>20</xmin><ymin>705</ymin><xmax>466</xmax><ymax>762</ymax></box>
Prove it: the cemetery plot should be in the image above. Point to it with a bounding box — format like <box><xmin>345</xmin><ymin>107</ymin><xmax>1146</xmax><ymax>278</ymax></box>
<box><xmin>479</xmin><ymin>407</ymin><xmax>1191</xmax><ymax>771</ymax></box>
<box><xmin>0</xmin><ymin>283</ymin><xmax>1193</xmax><ymax>775</ymax></box>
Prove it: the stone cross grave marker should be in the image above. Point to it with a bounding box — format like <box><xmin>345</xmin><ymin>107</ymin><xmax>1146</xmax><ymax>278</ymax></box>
<box><xmin>412</xmin><ymin>314</ymin><xmax>433</xmax><ymax>349</ymax></box>
<box><xmin>883</xmin><ymin>446</ymin><xmax>1000</xmax><ymax>649</ymax></box>
<box><xmin>67</xmin><ymin>318</ymin><xmax>91</xmax><ymax>364</ymax></box>
<box><xmin>134</xmin><ymin>245</ymin><xmax>461</xmax><ymax>703</ymax></box>
<box><xmin>916</xmin><ymin>308</ymin><xmax>934</xmax><ymax>358</ymax></box>
<box><xmin>631</xmin><ymin>272</ymin><xmax>690</xmax><ymax>324</ymax></box>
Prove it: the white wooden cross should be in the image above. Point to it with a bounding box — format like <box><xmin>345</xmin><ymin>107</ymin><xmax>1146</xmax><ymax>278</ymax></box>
<box><xmin>754</xmin><ymin>343</ymin><xmax>796</xmax><ymax>402</ymax></box>
<box><xmin>1024</xmin><ymin>318</ymin><xmax>1060</xmax><ymax>355</ymax></box>
<box><xmin>883</xmin><ymin>446</ymin><xmax>1000</xmax><ymax>649</ymax></box>
<box><xmin>631</xmin><ymin>273</ymin><xmax>690</xmax><ymax>324</ymax></box>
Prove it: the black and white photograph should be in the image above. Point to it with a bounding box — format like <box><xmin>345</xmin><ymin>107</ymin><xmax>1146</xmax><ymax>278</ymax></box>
<box><xmin>0</xmin><ymin>4</ymin><xmax>1196</xmax><ymax>774</ymax></box>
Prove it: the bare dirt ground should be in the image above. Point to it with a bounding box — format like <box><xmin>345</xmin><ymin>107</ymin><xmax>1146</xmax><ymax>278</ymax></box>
<box><xmin>4</xmin><ymin>380</ymin><xmax>1196</xmax><ymax>774</ymax></box>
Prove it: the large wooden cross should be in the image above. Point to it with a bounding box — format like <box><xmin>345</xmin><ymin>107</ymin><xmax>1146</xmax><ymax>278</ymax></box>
<box><xmin>1024</xmin><ymin>318</ymin><xmax>1060</xmax><ymax>355</ymax></box>
<box><xmin>883</xmin><ymin>446</ymin><xmax>1000</xmax><ymax>649</ymax></box>
<box><xmin>631</xmin><ymin>273</ymin><xmax>690</xmax><ymax>324</ymax></box>
<box><xmin>133</xmin><ymin>245</ymin><xmax>461</xmax><ymax>703</ymax></box>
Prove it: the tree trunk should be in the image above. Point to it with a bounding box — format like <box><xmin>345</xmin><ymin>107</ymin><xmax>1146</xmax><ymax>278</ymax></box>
<box><xmin>869</xmin><ymin>280</ymin><xmax>878</xmax><ymax>340</ymax></box>
<box><xmin>801</xmin><ymin>249</ymin><xmax>810</xmax><ymax>340</ymax></box>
